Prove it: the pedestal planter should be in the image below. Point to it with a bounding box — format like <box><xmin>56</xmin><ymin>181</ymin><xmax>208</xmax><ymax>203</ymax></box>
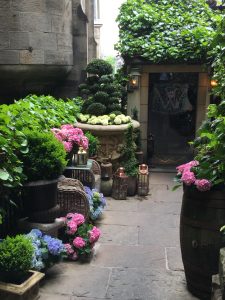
<box><xmin>180</xmin><ymin>185</ymin><xmax>225</xmax><ymax>300</ymax></box>
<box><xmin>22</xmin><ymin>178</ymin><xmax>60</xmax><ymax>223</ymax></box>
<box><xmin>76</xmin><ymin>120</ymin><xmax>140</xmax><ymax>165</ymax></box>
<box><xmin>0</xmin><ymin>270</ymin><xmax>44</xmax><ymax>300</ymax></box>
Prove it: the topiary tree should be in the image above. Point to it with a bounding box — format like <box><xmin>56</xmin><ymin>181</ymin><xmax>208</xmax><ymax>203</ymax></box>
<box><xmin>79</xmin><ymin>59</ymin><xmax>124</xmax><ymax>115</ymax></box>
<box><xmin>116</xmin><ymin>0</ymin><xmax>220</xmax><ymax>63</ymax></box>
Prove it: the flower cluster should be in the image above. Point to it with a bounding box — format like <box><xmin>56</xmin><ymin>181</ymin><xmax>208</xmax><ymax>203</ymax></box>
<box><xmin>26</xmin><ymin>229</ymin><xmax>66</xmax><ymax>271</ymax></box>
<box><xmin>62</xmin><ymin>213</ymin><xmax>101</xmax><ymax>261</ymax></box>
<box><xmin>175</xmin><ymin>160</ymin><xmax>212</xmax><ymax>192</ymax></box>
<box><xmin>84</xmin><ymin>187</ymin><xmax>106</xmax><ymax>221</ymax></box>
<box><xmin>51</xmin><ymin>124</ymin><xmax>88</xmax><ymax>153</ymax></box>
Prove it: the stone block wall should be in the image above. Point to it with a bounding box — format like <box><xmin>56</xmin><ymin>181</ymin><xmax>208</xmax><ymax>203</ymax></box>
<box><xmin>0</xmin><ymin>0</ymin><xmax>96</xmax><ymax>102</ymax></box>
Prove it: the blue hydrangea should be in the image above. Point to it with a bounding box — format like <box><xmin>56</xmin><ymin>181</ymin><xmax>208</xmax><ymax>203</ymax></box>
<box><xmin>84</xmin><ymin>186</ymin><xmax>106</xmax><ymax>221</ymax></box>
<box><xmin>43</xmin><ymin>235</ymin><xmax>65</xmax><ymax>256</ymax></box>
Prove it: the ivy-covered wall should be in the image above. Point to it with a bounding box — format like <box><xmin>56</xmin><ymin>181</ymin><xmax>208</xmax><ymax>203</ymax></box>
<box><xmin>116</xmin><ymin>0</ymin><xmax>221</xmax><ymax>64</ymax></box>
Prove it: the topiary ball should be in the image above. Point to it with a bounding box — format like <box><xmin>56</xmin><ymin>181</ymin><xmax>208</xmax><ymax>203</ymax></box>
<box><xmin>86</xmin><ymin>59</ymin><xmax>113</xmax><ymax>77</ymax></box>
<box><xmin>93</xmin><ymin>91</ymin><xmax>109</xmax><ymax>104</ymax></box>
<box><xmin>86</xmin><ymin>76</ymin><xmax>99</xmax><ymax>85</ymax></box>
<box><xmin>86</xmin><ymin>103</ymin><xmax>106</xmax><ymax>116</ymax></box>
<box><xmin>107</xmin><ymin>103</ymin><xmax>122</xmax><ymax>114</ymax></box>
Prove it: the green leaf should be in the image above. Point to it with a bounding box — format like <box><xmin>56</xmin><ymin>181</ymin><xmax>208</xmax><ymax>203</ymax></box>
<box><xmin>0</xmin><ymin>169</ymin><xmax>10</xmax><ymax>180</ymax></box>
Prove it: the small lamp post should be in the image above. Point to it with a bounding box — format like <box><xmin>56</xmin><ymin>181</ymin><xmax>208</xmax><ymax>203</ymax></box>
<box><xmin>137</xmin><ymin>164</ymin><xmax>149</xmax><ymax>196</ymax></box>
<box><xmin>112</xmin><ymin>167</ymin><xmax>128</xmax><ymax>200</ymax></box>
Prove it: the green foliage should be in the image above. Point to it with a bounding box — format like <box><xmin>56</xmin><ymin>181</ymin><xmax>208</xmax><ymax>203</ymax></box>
<box><xmin>210</xmin><ymin>15</ymin><xmax>225</xmax><ymax>99</ymax></box>
<box><xmin>0</xmin><ymin>95</ymin><xmax>81</xmax><ymax>131</ymax></box>
<box><xmin>93</xmin><ymin>91</ymin><xmax>109</xmax><ymax>104</ymax></box>
<box><xmin>191</xmin><ymin>100</ymin><xmax>225</xmax><ymax>187</ymax></box>
<box><xmin>0</xmin><ymin>235</ymin><xmax>33</xmax><ymax>273</ymax></box>
<box><xmin>19</xmin><ymin>129</ymin><xmax>67</xmax><ymax>182</ymax></box>
<box><xmin>116</xmin><ymin>0</ymin><xmax>220</xmax><ymax>63</ymax></box>
<box><xmin>86</xmin><ymin>103</ymin><xmax>106</xmax><ymax>116</ymax></box>
<box><xmin>121</xmin><ymin>124</ymin><xmax>138</xmax><ymax>176</ymax></box>
<box><xmin>80</xmin><ymin>59</ymin><xmax>124</xmax><ymax>115</ymax></box>
<box><xmin>86</xmin><ymin>59</ymin><xmax>113</xmax><ymax>76</ymax></box>
<box><xmin>85</xmin><ymin>132</ymin><xmax>100</xmax><ymax>157</ymax></box>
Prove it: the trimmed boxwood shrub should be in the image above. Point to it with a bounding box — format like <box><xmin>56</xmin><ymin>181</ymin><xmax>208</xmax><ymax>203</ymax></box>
<box><xmin>86</xmin><ymin>103</ymin><xmax>106</xmax><ymax>116</ymax></box>
<box><xmin>19</xmin><ymin>129</ymin><xmax>67</xmax><ymax>182</ymax></box>
<box><xmin>86</xmin><ymin>59</ymin><xmax>113</xmax><ymax>76</ymax></box>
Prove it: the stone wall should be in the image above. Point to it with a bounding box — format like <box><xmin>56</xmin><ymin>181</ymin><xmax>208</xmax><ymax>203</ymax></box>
<box><xmin>0</xmin><ymin>0</ymin><xmax>96</xmax><ymax>103</ymax></box>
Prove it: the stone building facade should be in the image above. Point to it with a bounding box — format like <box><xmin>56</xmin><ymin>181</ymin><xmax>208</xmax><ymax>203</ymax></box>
<box><xmin>0</xmin><ymin>0</ymin><xmax>97</xmax><ymax>103</ymax></box>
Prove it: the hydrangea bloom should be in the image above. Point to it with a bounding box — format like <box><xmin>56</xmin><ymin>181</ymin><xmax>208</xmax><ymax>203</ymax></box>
<box><xmin>195</xmin><ymin>179</ymin><xmax>212</xmax><ymax>192</ymax></box>
<box><xmin>62</xmin><ymin>213</ymin><xmax>101</xmax><ymax>261</ymax></box>
<box><xmin>89</xmin><ymin>226</ymin><xmax>101</xmax><ymax>243</ymax></box>
<box><xmin>175</xmin><ymin>160</ymin><xmax>212</xmax><ymax>192</ymax></box>
<box><xmin>51</xmin><ymin>124</ymin><xmax>89</xmax><ymax>153</ymax></box>
<box><xmin>181</xmin><ymin>171</ymin><xmax>196</xmax><ymax>186</ymax></box>
<box><xmin>26</xmin><ymin>229</ymin><xmax>66</xmax><ymax>271</ymax></box>
<box><xmin>84</xmin><ymin>186</ymin><xmax>106</xmax><ymax>220</ymax></box>
<box><xmin>66</xmin><ymin>220</ymin><xmax>77</xmax><ymax>235</ymax></box>
<box><xmin>73</xmin><ymin>237</ymin><xmax>86</xmax><ymax>248</ymax></box>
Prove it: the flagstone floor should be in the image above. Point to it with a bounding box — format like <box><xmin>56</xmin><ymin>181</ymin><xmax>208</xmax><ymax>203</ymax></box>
<box><xmin>39</xmin><ymin>172</ymin><xmax>198</xmax><ymax>300</ymax></box>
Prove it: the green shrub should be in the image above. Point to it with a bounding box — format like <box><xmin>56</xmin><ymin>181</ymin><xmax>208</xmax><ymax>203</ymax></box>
<box><xmin>86</xmin><ymin>59</ymin><xmax>113</xmax><ymax>77</ymax></box>
<box><xmin>86</xmin><ymin>103</ymin><xmax>106</xmax><ymax>116</ymax></box>
<box><xmin>107</xmin><ymin>104</ymin><xmax>122</xmax><ymax>113</ymax></box>
<box><xmin>86</xmin><ymin>76</ymin><xmax>99</xmax><ymax>85</ymax></box>
<box><xmin>19</xmin><ymin>129</ymin><xmax>67</xmax><ymax>182</ymax></box>
<box><xmin>93</xmin><ymin>91</ymin><xmax>109</xmax><ymax>104</ymax></box>
<box><xmin>81</xmin><ymin>98</ymin><xmax>94</xmax><ymax>113</ymax></box>
<box><xmin>116</xmin><ymin>0</ymin><xmax>220</xmax><ymax>63</ymax></box>
<box><xmin>85</xmin><ymin>132</ymin><xmax>100</xmax><ymax>157</ymax></box>
<box><xmin>99</xmin><ymin>75</ymin><xmax>113</xmax><ymax>84</ymax></box>
<box><xmin>0</xmin><ymin>235</ymin><xmax>33</xmax><ymax>273</ymax></box>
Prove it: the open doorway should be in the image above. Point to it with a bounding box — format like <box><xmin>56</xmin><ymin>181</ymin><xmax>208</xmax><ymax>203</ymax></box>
<box><xmin>148</xmin><ymin>72</ymin><xmax>199</xmax><ymax>168</ymax></box>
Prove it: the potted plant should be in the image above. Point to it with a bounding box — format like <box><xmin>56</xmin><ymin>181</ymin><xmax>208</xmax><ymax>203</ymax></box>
<box><xmin>0</xmin><ymin>235</ymin><xmax>44</xmax><ymax>300</ymax></box>
<box><xmin>121</xmin><ymin>124</ymin><xmax>138</xmax><ymax>196</ymax></box>
<box><xmin>174</xmin><ymin>100</ymin><xmax>225</xmax><ymax>299</ymax></box>
<box><xmin>85</xmin><ymin>131</ymin><xmax>100</xmax><ymax>159</ymax></box>
<box><xmin>62</xmin><ymin>213</ymin><xmax>101</xmax><ymax>262</ymax></box>
<box><xmin>19</xmin><ymin>129</ymin><xmax>67</xmax><ymax>223</ymax></box>
<box><xmin>26</xmin><ymin>229</ymin><xmax>66</xmax><ymax>271</ymax></box>
<box><xmin>51</xmin><ymin>124</ymin><xmax>89</xmax><ymax>166</ymax></box>
<box><xmin>84</xmin><ymin>186</ymin><xmax>106</xmax><ymax>221</ymax></box>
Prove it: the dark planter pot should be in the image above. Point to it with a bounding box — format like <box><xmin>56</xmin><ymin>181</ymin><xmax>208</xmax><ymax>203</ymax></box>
<box><xmin>127</xmin><ymin>176</ymin><xmax>137</xmax><ymax>196</ymax></box>
<box><xmin>180</xmin><ymin>185</ymin><xmax>225</xmax><ymax>300</ymax></box>
<box><xmin>100</xmin><ymin>178</ymin><xmax>113</xmax><ymax>196</ymax></box>
<box><xmin>22</xmin><ymin>178</ymin><xmax>60</xmax><ymax>223</ymax></box>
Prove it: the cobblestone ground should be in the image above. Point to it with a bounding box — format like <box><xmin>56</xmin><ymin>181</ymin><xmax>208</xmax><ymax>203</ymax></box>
<box><xmin>39</xmin><ymin>172</ymin><xmax>198</xmax><ymax>300</ymax></box>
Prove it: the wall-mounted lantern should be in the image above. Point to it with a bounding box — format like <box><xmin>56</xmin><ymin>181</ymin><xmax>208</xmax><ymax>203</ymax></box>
<box><xmin>210</xmin><ymin>79</ymin><xmax>218</xmax><ymax>88</ymax></box>
<box><xmin>128</xmin><ymin>68</ymin><xmax>141</xmax><ymax>91</ymax></box>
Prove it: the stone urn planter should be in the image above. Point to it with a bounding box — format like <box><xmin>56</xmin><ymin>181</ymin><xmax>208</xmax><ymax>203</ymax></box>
<box><xmin>0</xmin><ymin>270</ymin><xmax>44</xmax><ymax>300</ymax></box>
<box><xmin>76</xmin><ymin>120</ymin><xmax>140</xmax><ymax>165</ymax></box>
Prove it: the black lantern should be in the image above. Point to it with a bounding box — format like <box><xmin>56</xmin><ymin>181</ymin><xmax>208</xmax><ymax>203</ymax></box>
<box><xmin>128</xmin><ymin>68</ymin><xmax>141</xmax><ymax>91</ymax></box>
<box><xmin>111</xmin><ymin>167</ymin><xmax>128</xmax><ymax>200</ymax></box>
<box><xmin>137</xmin><ymin>164</ymin><xmax>150</xmax><ymax>196</ymax></box>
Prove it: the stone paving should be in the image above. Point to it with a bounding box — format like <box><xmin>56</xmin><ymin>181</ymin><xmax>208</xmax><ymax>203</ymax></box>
<box><xmin>39</xmin><ymin>172</ymin><xmax>198</xmax><ymax>300</ymax></box>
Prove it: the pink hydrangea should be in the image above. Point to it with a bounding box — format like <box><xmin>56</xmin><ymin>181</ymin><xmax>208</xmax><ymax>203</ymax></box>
<box><xmin>181</xmin><ymin>171</ymin><xmax>196</xmax><ymax>186</ymax></box>
<box><xmin>72</xmin><ymin>213</ymin><xmax>85</xmax><ymax>226</ymax></box>
<box><xmin>195</xmin><ymin>179</ymin><xmax>212</xmax><ymax>192</ymax></box>
<box><xmin>67</xmin><ymin>220</ymin><xmax>77</xmax><ymax>235</ymax></box>
<box><xmin>89</xmin><ymin>226</ymin><xmax>101</xmax><ymax>243</ymax></box>
<box><xmin>64</xmin><ymin>243</ymin><xmax>74</xmax><ymax>255</ymax></box>
<box><xmin>73</xmin><ymin>237</ymin><xmax>86</xmax><ymax>249</ymax></box>
<box><xmin>66</xmin><ymin>212</ymin><xmax>75</xmax><ymax>219</ymax></box>
<box><xmin>176</xmin><ymin>160</ymin><xmax>199</xmax><ymax>174</ymax></box>
<box><xmin>63</xmin><ymin>141</ymin><xmax>73</xmax><ymax>152</ymax></box>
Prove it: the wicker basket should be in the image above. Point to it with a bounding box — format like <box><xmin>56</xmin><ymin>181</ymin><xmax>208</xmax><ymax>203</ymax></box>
<box><xmin>57</xmin><ymin>177</ymin><xmax>89</xmax><ymax>220</ymax></box>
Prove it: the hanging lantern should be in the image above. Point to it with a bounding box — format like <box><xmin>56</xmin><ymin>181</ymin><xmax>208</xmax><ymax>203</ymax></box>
<box><xmin>128</xmin><ymin>68</ymin><xmax>141</xmax><ymax>91</ymax></box>
<box><xmin>77</xmin><ymin>147</ymin><xmax>88</xmax><ymax>166</ymax></box>
<box><xmin>137</xmin><ymin>164</ymin><xmax>149</xmax><ymax>196</ymax></box>
<box><xmin>111</xmin><ymin>167</ymin><xmax>128</xmax><ymax>200</ymax></box>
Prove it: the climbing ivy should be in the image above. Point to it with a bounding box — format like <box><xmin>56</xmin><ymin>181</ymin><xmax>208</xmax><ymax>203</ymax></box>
<box><xmin>116</xmin><ymin>0</ymin><xmax>221</xmax><ymax>63</ymax></box>
<box><xmin>210</xmin><ymin>14</ymin><xmax>225</xmax><ymax>99</ymax></box>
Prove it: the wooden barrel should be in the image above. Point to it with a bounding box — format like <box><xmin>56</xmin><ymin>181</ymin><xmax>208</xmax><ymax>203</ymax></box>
<box><xmin>180</xmin><ymin>185</ymin><xmax>225</xmax><ymax>300</ymax></box>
